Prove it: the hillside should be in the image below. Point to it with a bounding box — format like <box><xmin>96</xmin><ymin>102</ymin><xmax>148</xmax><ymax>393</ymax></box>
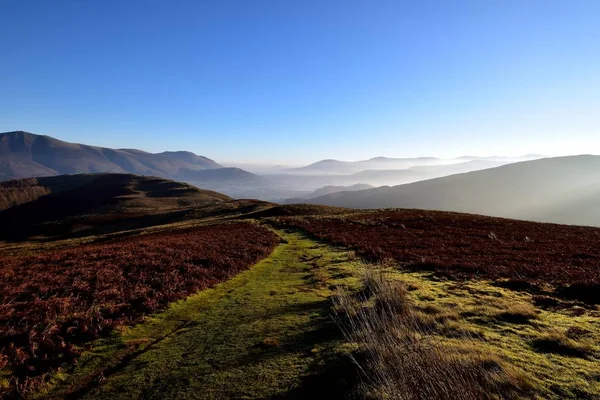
<box><xmin>347</xmin><ymin>160</ymin><xmax>507</xmax><ymax>186</ymax></box>
<box><xmin>302</xmin><ymin>155</ymin><xmax>600</xmax><ymax>227</ymax></box>
<box><xmin>177</xmin><ymin>166</ymin><xmax>267</xmax><ymax>185</ymax></box>
<box><xmin>265</xmin><ymin>160</ymin><xmax>508</xmax><ymax>202</ymax></box>
<box><xmin>0</xmin><ymin>131</ymin><xmax>221</xmax><ymax>181</ymax></box>
<box><xmin>0</xmin><ymin>173</ymin><xmax>234</xmax><ymax>240</ymax></box>
<box><xmin>2</xmin><ymin>204</ymin><xmax>600</xmax><ymax>399</ymax></box>
<box><xmin>285</xmin><ymin>183</ymin><xmax>374</xmax><ymax>202</ymax></box>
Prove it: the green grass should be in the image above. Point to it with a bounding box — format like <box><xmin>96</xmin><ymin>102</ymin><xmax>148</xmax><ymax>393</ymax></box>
<box><xmin>378</xmin><ymin>269</ymin><xmax>600</xmax><ymax>399</ymax></box>
<box><xmin>37</xmin><ymin>230</ymin><xmax>362</xmax><ymax>400</ymax></box>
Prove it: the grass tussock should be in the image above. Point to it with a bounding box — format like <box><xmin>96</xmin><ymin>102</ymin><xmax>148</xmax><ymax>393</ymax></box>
<box><xmin>495</xmin><ymin>303</ymin><xmax>539</xmax><ymax>324</ymax></box>
<box><xmin>334</xmin><ymin>270</ymin><xmax>532</xmax><ymax>400</ymax></box>
<box><xmin>531</xmin><ymin>330</ymin><xmax>594</xmax><ymax>358</ymax></box>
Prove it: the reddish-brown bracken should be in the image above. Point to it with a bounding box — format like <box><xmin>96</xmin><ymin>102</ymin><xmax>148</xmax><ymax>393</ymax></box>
<box><xmin>0</xmin><ymin>222</ymin><xmax>278</xmax><ymax>391</ymax></box>
<box><xmin>278</xmin><ymin>210</ymin><xmax>600</xmax><ymax>304</ymax></box>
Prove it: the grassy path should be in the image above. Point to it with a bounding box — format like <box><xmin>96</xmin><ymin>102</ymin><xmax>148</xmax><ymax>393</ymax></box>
<box><xmin>40</xmin><ymin>229</ymin><xmax>359</xmax><ymax>400</ymax></box>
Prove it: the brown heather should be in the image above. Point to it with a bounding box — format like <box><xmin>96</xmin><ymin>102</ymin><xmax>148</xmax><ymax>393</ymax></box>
<box><xmin>0</xmin><ymin>222</ymin><xmax>278</xmax><ymax>395</ymax></box>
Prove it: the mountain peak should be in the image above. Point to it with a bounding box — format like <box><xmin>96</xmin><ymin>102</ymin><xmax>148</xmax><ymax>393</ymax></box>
<box><xmin>0</xmin><ymin>131</ymin><xmax>40</xmax><ymax>140</ymax></box>
<box><xmin>0</xmin><ymin>131</ymin><xmax>62</xmax><ymax>140</ymax></box>
<box><xmin>0</xmin><ymin>131</ymin><xmax>223</xmax><ymax>181</ymax></box>
<box><xmin>161</xmin><ymin>150</ymin><xmax>198</xmax><ymax>156</ymax></box>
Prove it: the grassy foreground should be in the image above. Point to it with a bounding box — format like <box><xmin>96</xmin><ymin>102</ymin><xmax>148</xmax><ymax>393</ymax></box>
<box><xmin>37</xmin><ymin>230</ymin><xmax>361</xmax><ymax>399</ymax></box>
<box><xmin>393</xmin><ymin>270</ymin><xmax>600</xmax><ymax>399</ymax></box>
<box><xmin>29</xmin><ymin>226</ymin><xmax>600</xmax><ymax>400</ymax></box>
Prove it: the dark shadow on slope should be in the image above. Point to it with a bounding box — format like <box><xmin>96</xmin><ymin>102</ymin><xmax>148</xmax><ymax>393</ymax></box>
<box><xmin>272</xmin><ymin>352</ymin><xmax>360</xmax><ymax>400</ymax></box>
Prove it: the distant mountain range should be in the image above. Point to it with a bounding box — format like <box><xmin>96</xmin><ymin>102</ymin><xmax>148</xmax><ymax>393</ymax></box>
<box><xmin>300</xmin><ymin>155</ymin><xmax>600</xmax><ymax>227</ymax></box>
<box><xmin>288</xmin><ymin>157</ymin><xmax>442</xmax><ymax>175</ymax></box>
<box><xmin>346</xmin><ymin>160</ymin><xmax>508</xmax><ymax>186</ymax></box>
<box><xmin>0</xmin><ymin>131</ymin><xmax>271</xmax><ymax>197</ymax></box>
<box><xmin>0</xmin><ymin>131</ymin><xmax>554</xmax><ymax>203</ymax></box>
<box><xmin>0</xmin><ymin>131</ymin><xmax>222</xmax><ymax>180</ymax></box>
<box><xmin>286</xmin><ymin>155</ymin><xmax>543</xmax><ymax>175</ymax></box>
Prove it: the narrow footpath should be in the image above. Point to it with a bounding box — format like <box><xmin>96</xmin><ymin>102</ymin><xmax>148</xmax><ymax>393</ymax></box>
<box><xmin>40</xmin><ymin>229</ymin><xmax>360</xmax><ymax>400</ymax></box>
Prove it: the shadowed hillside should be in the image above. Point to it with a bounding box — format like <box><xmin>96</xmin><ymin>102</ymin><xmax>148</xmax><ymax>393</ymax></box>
<box><xmin>0</xmin><ymin>174</ymin><xmax>234</xmax><ymax>241</ymax></box>
<box><xmin>177</xmin><ymin>167</ymin><xmax>268</xmax><ymax>185</ymax></box>
<box><xmin>285</xmin><ymin>184</ymin><xmax>374</xmax><ymax>202</ymax></box>
<box><xmin>302</xmin><ymin>155</ymin><xmax>600</xmax><ymax>227</ymax></box>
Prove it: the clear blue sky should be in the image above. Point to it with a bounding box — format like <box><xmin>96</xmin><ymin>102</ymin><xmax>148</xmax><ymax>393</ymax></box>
<box><xmin>1</xmin><ymin>1</ymin><xmax>599</xmax><ymax>164</ymax></box>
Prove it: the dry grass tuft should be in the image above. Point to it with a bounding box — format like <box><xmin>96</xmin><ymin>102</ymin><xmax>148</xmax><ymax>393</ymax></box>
<box><xmin>531</xmin><ymin>330</ymin><xmax>593</xmax><ymax>358</ymax></box>
<box><xmin>334</xmin><ymin>270</ymin><xmax>532</xmax><ymax>400</ymax></box>
<box><xmin>495</xmin><ymin>303</ymin><xmax>538</xmax><ymax>324</ymax></box>
<box><xmin>347</xmin><ymin>250</ymin><xmax>358</xmax><ymax>261</ymax></box>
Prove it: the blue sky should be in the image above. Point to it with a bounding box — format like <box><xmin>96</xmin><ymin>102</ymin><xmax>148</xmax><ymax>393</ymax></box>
<box><xmin>1</xmin><ymin>1</ymin><xmax>599</xmax><ymax>164</ymax></box>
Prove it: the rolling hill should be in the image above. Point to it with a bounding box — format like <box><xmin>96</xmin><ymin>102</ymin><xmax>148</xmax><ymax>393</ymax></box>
<box><xmin>300</xmin><ymin>155</ymin><xmax>600</xmax><ymax>226</ymax></box>
<box><xmin>0</xmin><ymin>173</ymin><xmax>237</xmax><ymax>240</ymax></box>
<box><xmin>177</xmin><ymin>167</ymin><xmax>268</xmax><ymax>185</ymax></box>
<box><xmin>0</xmin><ymin>131</ymin><xmax>222</xmax><ymax>181</ymax></box>
<box><xmin>273</xmin><ymin>160</ymin><xmax>509</xmax><ymax>199</ymax></box>
<box><xmin>285</xmin><ymin>183</ymin><xmax>374</xmax><ymax>202</ymax></box>
<box><xmin>347</xmin><ymin>160</ymin><xmax>507</xmax><ymax>186</ymax></box>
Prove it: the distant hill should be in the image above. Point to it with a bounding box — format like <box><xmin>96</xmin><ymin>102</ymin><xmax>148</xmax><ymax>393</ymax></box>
<box><xmin>302</xmin><ymin>155</ymin><xmax>600</xmax><ymax>227</ymax></box>
<box><xmin>287</xmin><ymin>155</ymin><xmax>541</xmax><ymax>175</ymax></box>
<box><xmin>289</xmin><ymin>157</ymin><xmax>441</xmax><ymax>175</ymax></box>
<box><xmin>285</xmin><ymin>183</ymin><xmax>374</xmax><ymax>202</ymax></box>
<box><xmin>264</xmin><ymin>160</ymin><xmax>508</xmax><ymax>201</ymax></box>
<box><xmin>0</xmin><ymin>173</ymin><xmax>233</xmax><ymax>240</ymax></box>
<box><xmin>347</xmin><ymin>160</ymin><xmax>507</xmax><ymax>186</ymax></box>
<box><xmin>0</xmin><ymin>131</ymin><xmax>222</xmax><ymax>181</ymax></box>
<box><xmin>177</xmin><ymin>167</ymin><xmax>268</xmax><ymax>185</ymax></box>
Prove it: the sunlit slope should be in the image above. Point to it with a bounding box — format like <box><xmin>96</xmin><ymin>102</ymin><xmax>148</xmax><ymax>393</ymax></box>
<box><xmin>304</xmin><ymin>155</ymin><xmax>600</xmax><ymax>226</ymax></box>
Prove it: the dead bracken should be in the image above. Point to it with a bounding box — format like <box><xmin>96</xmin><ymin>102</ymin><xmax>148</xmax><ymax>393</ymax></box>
<box><xmin>0</xmin><ymin>222</ymin><xmax>278</xmax><ymax>395</ymax></box>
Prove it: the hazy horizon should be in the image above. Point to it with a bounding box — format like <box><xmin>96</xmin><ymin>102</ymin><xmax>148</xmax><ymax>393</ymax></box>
<box><xmin>2</xmin><ymin>1</ymin><xmax>599</xmax><ymax>163</ymax></box>
<box><xmin>2</xmin><ymin>130</ymin><xmax>597</xmax><ymax>168</ymax></box>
